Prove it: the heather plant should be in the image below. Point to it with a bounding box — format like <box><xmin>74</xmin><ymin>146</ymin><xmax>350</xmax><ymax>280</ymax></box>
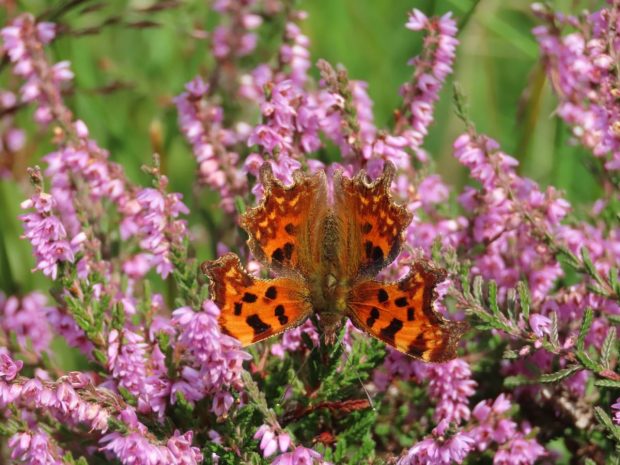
<box><xmin>0</xmin><ymin>1</ymin><xmax>619</xmax><ymax>465</ymax></box>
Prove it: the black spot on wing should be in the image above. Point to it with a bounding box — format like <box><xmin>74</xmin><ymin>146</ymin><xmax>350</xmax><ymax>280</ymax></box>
<box><xmin>366</xmin><ymin>307</ymin><xmax>380</xmax><ymax>328</ymax></box>
<box><xmin>377</xmin><ymin>289</ymin><xmax>389</xmax><ymax>303</ymax></box>
<box><xmin>242</xmin><ymin>292</ymin><xmax>257</xmax><ymax>303</ymax></box>
<box><xmin>394</xmin><ymin>297</ymin><xmax>408</xmax><ymax>307</ymax></box>
<box><xmin>362</xmin><ymin>222</ymin><xmax>372</xmax><ymax>234</ymax></box>
<box><xmin>234</xmin><ymin>302</ymin><xmax>243</xmax><ymax>316</ymax></box>
<box><xmin>274</xmin><ymin>304</ymin><xmax>288</xmax><ymax>325</ymax></box>
<box><xmin>407</xmin><ymin>344</ymin><xmax>424</xmax><ymax>358</ymax></box>
<box><xmin>272</xmin><ymin>248</ymin><xmax>284</xmax><ymax>262</ymax></box>
<box><xmin>371</xmin><ymin>246</ymin><xmax>383</xmax><ymax>262</ymax></box>
<box><xmin>265</xmin><ymin>286</ymin><xmax>277</xmax><ymax>300</ymax></box>
<box><xmin>379</xmin><ymin>318</ymin><xmax>403</xmax><ymax>344</ymax></box>
<box><xmin>246</xmin><ymin>314</ymin><xmax>271</xmax><ymax>336</ymax></box>
<box><xmin>407</xmin><ymin>307</ymin><xmax>415</xmax><ymax>321</ymax></box>
<box><xmin>407</xmin><ymin>333</ymin><xmax>427</xmax><ymax>358</ymax></box>
<box><xmin>283</xmin><ymin>242</ymin><xmax>294</xmax><ymax>260</ymax></box>
<box><xmin>284</xmin><ymin>223</ymin><xmax>296</xmax><ymax>235</ymax></box>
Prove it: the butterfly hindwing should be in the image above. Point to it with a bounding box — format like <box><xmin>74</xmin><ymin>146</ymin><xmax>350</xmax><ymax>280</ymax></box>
<box><xmin>334</xmin><ymin>162</ymin><xmax>412</xmax><ymax>277</ymax></box>
<box><xmin>203</xmin><ymin>253</ymin><xmax>312</xmax><ymax>345</ymax></box>
<box><xmin>241</xmin><ymin>163</ymin><xmax>328</xmax><ymax>276</ymax></box>
<box><xmin>347</xmin><ymin>261</ymin><xmax>467</xmax><ymax>362</ymax></box>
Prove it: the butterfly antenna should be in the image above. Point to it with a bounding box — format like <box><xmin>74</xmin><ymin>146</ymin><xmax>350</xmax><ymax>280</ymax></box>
<box><xmin>277</xmin><ymin>342</ymin><xmax>319</xmax><ymax>406</ymax></box>
<box><xmin>338</xmin><ymin>335</ymin><xmax>376</xmax><ymax>412</ymax></box>
<box><xmin>354</xmin><ymin>368</ymin><xmax>375</xmax><ymax>412</ymax></box>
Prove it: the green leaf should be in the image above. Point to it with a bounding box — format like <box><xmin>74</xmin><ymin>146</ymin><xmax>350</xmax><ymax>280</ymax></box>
<box><xmin>506</xmin><ymin>287</ymin><xmax>517</xmax><ymax>323</ymax></box>
<box><xmin>517</xmin><ymin>281</ymin><xmax>531</xmax><ymax>321</ymax></box>
<box><xmin>502</xmin><ymin>348</ymin><xmax>519</xmax><ymax>360</ymax></box>
<box><xmin>577</xmin><ymin>308</ymin><xmax>593</xmax><ymax>352</ymax></box>
<box><xmin>581</xmin><ymin>247</ymin><xmax>599</xmax><ymax>280</ymax></box>
<box><xmin>504</xmin><ymin>375</ymin><xmax>530</xmax><ymax>388</ymax></box>
<box><xmin>234</xmin><ymin>195</ymin><xmax>246</xmax><ymax>215</ymax></box>
<box><xmin>609</xmin><ymin>267</ymin><xmax>620</xmax><ymax>295</ymax></box>
<box><xmin>118</xmin><ymin>386</ymin><xmax>138</xmax><ymax>406</ymax></box>
<box><xmin>539</xmin><ymin>365</ymin><xmax>581</xmax><ymax>383</ymax></box>
<box><xmin>576</xmin><ymin>349</ymin><xmax>600</xmax><ymax>372</ymax></box>
<box><xmin>92</xmin><ymin>349</ymin><xmax>107</xmax><ymax>366</ymax></box>
<box><xmin>488</xmin><ymin>280</ymin><xmax>500</xmax><ymax>318</ymax></box>
<box><xmin>472</xmin><ymin>275</ymin><xmax>483</xmax><ymax>303</ymax></box>
<box><xmin>549</xmin><ymin>311</ymin><xmax>560</xmax><ymax>348</ymax></box>
<box><xmin>593</xmin><ymin>406</ymin><xmax>620</xmax><ymax>442</ymax></box>
<box><xmin>600</xmin><ymin>327</ymin><xmax>617</xmax><ymax>370</ymax></box>
<box><xmin>107</xmin><ymin>416</ymin><xmax>129</xmax><ymax>434</ymax></box>
<box><xmin>594</xmin><ymin>379</ymin><xmax>620</xmax><ymax>389</ymax></box>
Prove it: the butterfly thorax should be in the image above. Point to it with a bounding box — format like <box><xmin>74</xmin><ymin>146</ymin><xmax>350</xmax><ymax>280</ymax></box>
<box><xmin>308</xmin><ymin>269</ymin><xmax>349</xmax><ymax>342</ymax></box>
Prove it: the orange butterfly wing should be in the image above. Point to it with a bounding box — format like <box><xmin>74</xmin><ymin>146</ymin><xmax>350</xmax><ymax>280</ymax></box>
<box><xmin>203</xmin><ymin>253</ymin><xmax>312</xmax><ymax>345</ymax></box>
<box><xmin>347</xmin><ymin>257</ymin><xmax>467</xmax><ymax>362</ymax></box>
<box><xmin>241</xmin><ymin>163</ymin><xmax>328</xmax><ymax>276</ymax></box>
<box><xmin>333</xmin><ymin>162</ymin><xmax>412</xmax><ymax>278</ymax></box>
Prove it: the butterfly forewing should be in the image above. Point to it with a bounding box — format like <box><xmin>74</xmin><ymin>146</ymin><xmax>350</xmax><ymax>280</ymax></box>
<box><xmin>347</xmin><ymin>262</ymin><xmax>467</xmax><ymax>362</ymax></box>
<box><xmin>241</xmin><ymin>163</ymin><xmax>328</xmax><ymax>277</ymax></box>
<box><xmin>333</xmin><ymin>163</ymin><xmax>412</xmax><ymax>278</ymax></box>
<box><xmin>203</xmin><ymin>253</ymin><xmax>312</xmax><ymax>345</ymax></box>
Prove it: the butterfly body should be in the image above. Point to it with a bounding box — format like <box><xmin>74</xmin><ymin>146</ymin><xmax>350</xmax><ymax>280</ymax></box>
<box><xmin>203</xmin><ymin>162</ymin><xmax>467</xmax><ymax>362</ymax></box>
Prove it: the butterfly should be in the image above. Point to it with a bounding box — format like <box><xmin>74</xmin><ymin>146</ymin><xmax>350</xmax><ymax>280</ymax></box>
<box><xmin>202</xmin><ymin>162</ymin><xmax>467</xmax><ymax>362</ymax></box>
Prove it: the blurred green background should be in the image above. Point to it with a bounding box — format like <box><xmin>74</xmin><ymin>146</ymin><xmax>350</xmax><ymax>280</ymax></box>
<box><xmin>0</xmin><ymin>0</ymin><xmax>604</xmax><ymax>296</ymax></box>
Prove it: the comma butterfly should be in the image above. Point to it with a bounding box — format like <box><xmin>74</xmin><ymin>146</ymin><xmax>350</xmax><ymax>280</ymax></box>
<box><xmin>202</xmin><ymin>162</ymin><xmax>467</xmax><ymax>362</ymax></box>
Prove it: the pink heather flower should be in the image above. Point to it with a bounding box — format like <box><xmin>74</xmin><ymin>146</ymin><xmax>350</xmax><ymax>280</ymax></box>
<box><xmin>247</xmin><ymin>80</ymin><xmax>321</xmax><ymax>163</ymax></box>
<box><xmin>270</xmin><ymin>319</ymin><xmax>319</xmax><ymax>358</ymax></box>
<box><xmin>171</xmin><ymin>302</ymin><xmax>251</xmax><ymax>407</ymax></box>
<box><xmin>243</xmin><ymin>151</ymin><xmax>302</xmax><ymax>199</ymax></box>
<box><xmin>406</xmin><ymin>9</ymin><xmax>429</xmax><ymax>31</ymax></box>
<box><xmin>534</xmin><ymin>4</ymin><xmax>620</xmax><ymax>170</ymax></box>
<box><xmin>9</xmin><ymin>429</ymin><xmax>64</xmax><ymax>465</ymax></box>
<box><xmin>493</xmin><ymin>434</ymin><xmax>546</xmax><ymax>465</ymax></box>
<box><xmin>211</xmin><ymin>390</ymin><xmax>234</xmax><ymax>416</ymax></box>
<box><xmin>131</xmin><ymin>184</ymin><xmax>189</xmax><ymax>278</ymax></box>
<box><xmin>398</xmin><ymin>420</ymin><xmax>476</xmax><ymax>465</ymax></box>
<box><xmin>46</xmin><ymin>306</ymin><xmax>94</xmax><ymax>356</ymax></box>
<box><xmin>107</xmin><ymin>328</ymin><xmax>148</xmax><ymax>398</ymax></box>
<box><xmin>280</xmin><ymin>20</ymin><xmax>311</xmax><ymax>87</ymax></box>
<box><xmin>20</xmin><ymin>192</ymin><xmax>75</xmax><ymax>280</ymax></box>
<box><xmin>0</xmin><ymin>292</ymin><xmax>52</xmax><ymax>355</ymax></box>
<box><xmin>612</xmin><ymin>398</ymin><xmax>620</xmax><ymax>425</ymax></box>
<box><xmin>100</xmin><ymin>408</ymin><xmax>202</xmax><ymax>465</ymax></box>
<box><xmin>424</xmin><ymin>359</ymin><xmax>477</xmax><ymax>424</ymax></box>
<box><xmin>0</xmin><ymin>352</ymin><xmax>23</xmax><ymax>381</ymax></box>
<box><xmin>107</xmin><ymin>329</ymin><xmax>170</xmax><ymax>417</ymax></box>
<box><xmin>1</xmin><ymin>15</ymin><xmax>71</xmax><ymax>125</ymax></box>
<box><xmin>271</xmin><ymin>446</ymin><xmax>324</xmax><ymax>465</ymax></box>
<box><xmin>0</xmin><ymin>372</ymin><xmax>110</xmax><ymax>432</ymax></box>
<box><xmin>529</xmin><ymin>314</ymin><xmax>552</xmax><ymax>339</ymax></box>
<box><xmin>254</xmin><ymin>425</ymin><xmax>292</xmax><ymax>458</ymax></box>
<box><xmin>174</xmin><ymin>76</ymin><xmax>246</xmax><ymax>212</ymax></box>
<box><xmin>210</xmin><ymin>1</ymin><xmax>260</xmax><ymax>60</ymax></box>
<box><xmin>470</xmin><ymin>394</ymin><xmax>518</xmax><ymax>451</ymax></box>
<box><xmin>452</xmin><ymin>132</ymin><xmax>575</xmax><ymax>303</ymax></box>
<box><xmin>398</xmin><ymin>10</ymin><xmax>458</xmax><ymax>155</ymax></box>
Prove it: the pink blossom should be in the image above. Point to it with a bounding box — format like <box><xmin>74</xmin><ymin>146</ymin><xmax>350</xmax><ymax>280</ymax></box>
<box><xmin>398</xmin><ymin>421</ymin><xmax>476</xmax><ymax>465</ymax></box>
<box><xmin>271</xmin><ymin>446</ymin><xmax>324</xmax><ymax>465</ymax></box>
<box><xmin>0</xmin><ymin>352</ymin><xmax>23</xmax><ymax>381</ymax></box>
<box><xmin>9</xmin><ymin>429</ymin><xmax>64</xmax><ymax>465</ymax></box>
<box><xmin>254</xmin><ymin>425</ymin><xmax>291</xmax><ymax>457</ymax></box>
